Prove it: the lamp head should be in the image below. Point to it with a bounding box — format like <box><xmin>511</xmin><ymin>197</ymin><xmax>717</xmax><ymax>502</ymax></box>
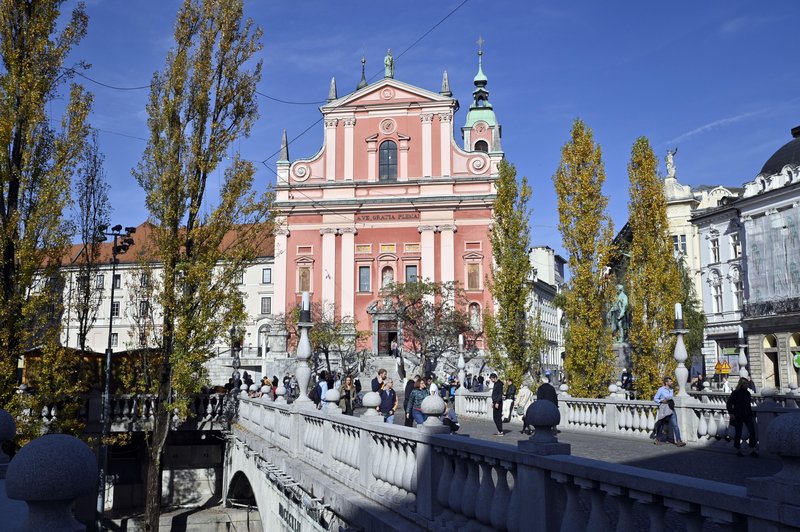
<box><xmin>125</xmin><ymin>226</ymin><xmax>137</xmax><ymax>235</ymax></box>
<box><xmin>111</xmin><ymin>224</ymin><xmax>122</xmax><ymax>232</ymax></box>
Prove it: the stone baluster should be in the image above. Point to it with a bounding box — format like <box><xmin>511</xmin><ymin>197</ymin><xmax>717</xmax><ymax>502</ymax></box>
<box><xmin>663</xmin><ymin>498</ymin><xmax>702</xmax><ymax>532</ymax></box>
<box><xmin>701</xmin><ymin>507</ymin><xmax>741</xmax><ymax>531</ymax></box>
<box><xmin>600</xmin><ymin>484</ymin><xmax>635</xmax><ymax>532</ymax></box>
<box><xmin>706</xmin><ymin>410</ymin><xmax>717</xmax><ymax>440</ymax></box>
<box><xmin>435</xmin><ymin>449</ymin><xmax>454</xmax><ymax>511</ymax></box>
<box><xmin>489</xmin><ymin>462</ymin><xmax>512</xmax><ymax>531</ymax></box>
<box><xmin>551</xmin><ymin>473</ymin><xmax>587</xmax><ymax>531</ymax></box>
<box><xmin>505</xmin><ymin>465</ymin><xmax>521</xmax><ymax>532</ymax></box>
<box><xmin>629</xmin><ymin>491</ymin><xmax>665</xmax><ymax>532</ymax></box>
<box><xmin>6</xmin><ymin>434</ymin><xmax>97</xmax><ymax>531</ymax></box>
<box><xmin>392</xmin><ymin>440</ymin><xmax>405</xmax><ymax>494</ymax></box>
<box><xmin>460</xmin><ymin>456</ymin><xmax>480</xmax><ymax>520</ymax></box>
<box><xmin>697</xmin><ymin>408</ymin><xmax>707</xmax><ymax>438</ymax></box>
<box><xmin>447</xmin><ymin>452</ymin><xmax>468</xmax><ymax>518</ymax></box>
<box><xmin>575</xmin><ymin>478</ymin><xmax>613</xmax><ymax>532</ymax></box>
<box><xmin>472</xmin><ymin>459</ymin><xmax>494</xmax><ymax>526</ymax></box>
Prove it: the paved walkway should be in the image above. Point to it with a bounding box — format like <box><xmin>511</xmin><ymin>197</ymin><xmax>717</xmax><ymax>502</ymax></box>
<box><xmin>450</xmin><ymin>418</ymin><xmax>780</xmax><ymax>487</ymax></box>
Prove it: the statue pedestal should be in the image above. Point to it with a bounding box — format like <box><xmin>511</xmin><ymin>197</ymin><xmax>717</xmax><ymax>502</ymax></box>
<box><xmin>612</xmin><ymin>342</ymin><xmax>631</xmax><ymax>373</ymax></box>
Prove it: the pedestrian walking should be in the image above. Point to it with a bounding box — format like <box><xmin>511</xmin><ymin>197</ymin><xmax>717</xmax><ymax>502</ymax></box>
<box><xmin>653</xmin><ymin>376</ymin><xmax>686</xmax><ymax>447</ymax></box>
<box><xmin>408</xmin><ymin>378</ymin><xmax>429</xmax><ymax>426</ymax></box>
<box><xmin>372</xmin><ymin>368</ymin><xmax>387</xmax><ymax>392</ymax></box>
<box><xmin>503</xmin><ymin>378</ymin><xmax>516</xmax><ymax>423</ymax></box>
<box><xmin>403</xmin><ymin>375</ymin><xmax>419</xmax><ymax>427</ymax></box>
<box><xmin>380</xmin><ymin>379</ymin><xmax>398</xmax><ymax>424</ymax></box>
<box><xmin>490</xmin><ymin>373</ymin><xmax>504</xmax><ymax>436</ymax></box>
<box><xmin>726</xmin><ymin>378</ymin><xmax>758</xmax><ymax>457</ymax></box>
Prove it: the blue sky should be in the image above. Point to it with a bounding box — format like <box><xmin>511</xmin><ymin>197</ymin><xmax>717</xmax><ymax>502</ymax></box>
<box><xmin>66</xmin><ymin>0</ymin><xmax>798</xmax><ymax>256</ymax></box>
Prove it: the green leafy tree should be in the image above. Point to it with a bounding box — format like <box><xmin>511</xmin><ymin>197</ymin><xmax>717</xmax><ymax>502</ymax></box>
<box><xmin>626</xmin><ymin>137</ymin><xmax>682</xmax><ymax>398</ymax></box>
<box><xmin>130</xmin><ymin>1</ymin><xmax>271</xmax><ymax>527</ymax></box>
<box><xmin>279</xmin><ymin>302</ymin><xmax>369</xmax><ymax>376</ymax></box>
<box><xmin>553</xmin><ymin>119</ymin><xmax>616</xmax><ymax>397</ymax></box>
<box><xmin>678</xmin><ymin>257</ymin><xmax>706</xmax><ymax>373</ymax></box>
<box><xmin>0</xmin><ymin>0</ymin><xmax>92</xmax><ymax>407</ymax></box>
<box><xmin>485</xmin><ymin>161</ymin><xmax>538</xmax><ymax>387</ymax></box>
<box><xmin>380</xmin><ymin>280</ymin><xmax>477</xmax><ymax>377</ymax></box>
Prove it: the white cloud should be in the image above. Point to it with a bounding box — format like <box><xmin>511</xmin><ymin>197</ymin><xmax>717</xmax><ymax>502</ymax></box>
<box><xmin>665</xmin><ymin>111</ymin><xmax>763</xmax><ymax>145</ymax></box>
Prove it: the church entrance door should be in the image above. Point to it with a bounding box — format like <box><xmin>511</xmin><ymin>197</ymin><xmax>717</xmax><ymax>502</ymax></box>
<box><xmin>377</xmin><ymin>320</ymin><xmax>397</xmax><ymax>357</ymax></box>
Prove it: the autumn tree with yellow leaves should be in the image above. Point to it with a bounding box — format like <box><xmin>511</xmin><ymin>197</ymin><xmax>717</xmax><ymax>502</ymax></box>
<box><xmin>626</xmin><ymin>137</ymin><xmax>682</xmax><ymax>398</ymax></box>
<box><xmin>553</xmin><ymin>119</ymin><xmax>616</xmax><ymax>397</ymax></box>
<box><xmin>131</xmin><ymin>0</ymin><xmax>272</xmax><ymax>527</ymax></box>
<box><xmin>0</xmin><ymin>1</ymin><xmax>93</xmax><ymax>412</ymax></box>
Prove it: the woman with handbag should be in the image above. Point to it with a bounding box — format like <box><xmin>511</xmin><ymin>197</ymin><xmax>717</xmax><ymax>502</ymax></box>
<box><xmin>516</xmin><ymin>384</ymin><xmax>533</xmax><ymax>434</ymax></box>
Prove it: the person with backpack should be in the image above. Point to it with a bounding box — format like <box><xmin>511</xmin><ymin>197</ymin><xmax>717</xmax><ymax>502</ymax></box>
<box><xmin>309</xmin><ymin>370</ymin><xmax>327</xmax><ymax>409</ymax></box>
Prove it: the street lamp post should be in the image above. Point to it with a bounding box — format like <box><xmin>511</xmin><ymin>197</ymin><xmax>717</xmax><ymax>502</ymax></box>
<box><xmin>95</xmin><ymin>224</ymin><xmax>135</xmax><ymax>531</ymax></box>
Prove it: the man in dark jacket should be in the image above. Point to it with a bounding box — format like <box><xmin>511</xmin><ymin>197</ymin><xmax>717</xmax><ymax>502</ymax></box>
<box><xmin>490</xmin><ymin>373</ymin><xmax>504</xmax><ymax>436</ymax></box>
<box><xmin>726</xmin><ymin>378</ymin><xmax>758</xmax><ymax>457</ymax></box>
<box><xmin>536</xmin><ymin>376</ymin><xmax>558</xmax><ymax>406</ymax></box>
<box><xmin>503</xmin><ymin>379</ymin><xmax>517</xmax><ymax>423</ymax></box>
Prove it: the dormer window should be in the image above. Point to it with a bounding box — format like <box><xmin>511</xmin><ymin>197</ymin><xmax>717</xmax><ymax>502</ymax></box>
<box><xmin>379</xmin><ymin>140</ymin><xmax>397</xmax><ymax>181</ymax></box>
<box><xmin>474</xmin><ymin>140</ymin><xmax>488</xmax><ymax>152</ymax></box>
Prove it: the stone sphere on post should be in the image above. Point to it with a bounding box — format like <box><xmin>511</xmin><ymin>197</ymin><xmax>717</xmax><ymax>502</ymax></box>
<box><xmin>324</xmin><ymin>388</ymin><xmax>341</xmax><ymax>414</ymax></box>
<box><xmin>274</xmin><ymin>383</ymin><xmax>287</xmax><ymax>404</ymax></box>
<box><xmin>526</xmin><ymin>401</ymin><xmax>560</xmax><ymax>443</ymax></box>
<box><xmin>6</xmin><ymin>434</ymin><xmax>97</xmax><ymax>531</ymax></box>
<box><xmin>260</xmin><ymin>385</ymin><xmax>273</xmax><ymax>402</ymax></box>
<box><xmin>361</xmin><ymin>391</ymin><xmax>381</xmax><ymax>418</ymax></box>
<box><xmin>421</xmin><ymin>394</ymin><xmax>446</xmax><ymax>428</ymax></box>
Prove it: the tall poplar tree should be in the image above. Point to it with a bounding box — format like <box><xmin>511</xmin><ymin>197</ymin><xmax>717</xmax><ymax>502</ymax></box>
<box><xmin>485</xmin><ymin>160</ymin><xmax>537</xmax><ymax>386</ymax></box>
<box><xmin>0</xmin><ymin>0</ymin><xmax>92</xmax><ymax>405</ymax></box>
<box><xmin>131</xmin><ymin>1</ymin><xmax>271</xmax><ymax>528</ymax></box>
<box><xmin>553</xmin><ymin>119</ymin><xmax>616</xmax><ymax>397</ymax></box>
<box><xmin>626</xmin><ymin>137</ymin><xmax>682</xmax><ymax>398</ymax></box>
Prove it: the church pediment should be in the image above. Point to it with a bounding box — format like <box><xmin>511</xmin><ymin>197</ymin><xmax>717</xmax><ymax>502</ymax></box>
<box><xmin>323</xmin><ymin>79</ymin><xmax>453</xmax><ymax>110</ymax></box>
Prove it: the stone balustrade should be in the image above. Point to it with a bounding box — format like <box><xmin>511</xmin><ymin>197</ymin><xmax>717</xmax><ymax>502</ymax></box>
<box><xmin>454</xmin><ymin>389</ymin><xmax>800</xmax><ymax>446</ymax></box>
<box><xmin>30</xmin><ymin>392</ymin><xmax>230</xmax><ymax>433</ymax></box>
<box><xmin>234</xmin><ymin>397</ymin><xmax>800</xmax><ymax>531</ymax></box>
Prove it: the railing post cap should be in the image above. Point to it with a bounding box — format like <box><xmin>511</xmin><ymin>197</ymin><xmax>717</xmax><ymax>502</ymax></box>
<box><xmin>527</xmin><ymin>400</ymin><xmax>560</xmax><ymax>428</ymax></box>
<box><xmin>6</xmin><ymin>434</ymin><xmax>97</xmax><ymax>501</ymax></box>
<box><xmin>421</xmin><ymin>394</ymin><xmax>446</xmax><ymax>416</ymax></box>
<box><xmin>324</xmin><ymin>388</ymin><xmax>341</xmax><ymax>403</ymax></box>
<box><xmin>362</xmin><ymin>391</ymin><xmax>381</xmax><ymax>409</ymax></box>
<box><xmin>766</xmin><ymin>411</ymin><xmax>800</xmax><ymax>457</ymax></box>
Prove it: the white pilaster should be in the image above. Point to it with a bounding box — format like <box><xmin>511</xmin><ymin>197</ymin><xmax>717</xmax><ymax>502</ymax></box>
<box><xmin>439</xmin><ymin>113</ymin><xmax>452</xmax><ymax>177</ymax></box>
<box><xmin>367</xmin><ymin>135</ymin><xmax>378</xmax><ymax>182</ymax></box>
<box><xmin>439</xmin><ymin>224</ymin><xmax>456</xmax><ymax>285</ymax></box>
<box><xmin>419</xmin><ymin>225</ymin><xmax>437</xmax><ymax>283</ymax></box>
<box><xmin>343</xmin><ymin>117</ymin><xmax>355</xmax><ymax>181</ymax></box>
<box><xmin>274</xmin><ymin>226</ymin><xmax>289</xmax><ymax>315</ymax></box>
<box><xmin>324</xmin><ymin>118</ymin><xmax>338</xmax><ymax>181</ymax></box>
<box><xmin>320</xmin><ymin>228</ymin><xmax>337</xmax><ymax>315</ymax></box>
<box><xmin>340</xmin><ymin>227</ymin><xmax>356</xmax><ymax>318</ymax></box>
<box><xmin>421</xmin><ymin>114</ymin><xmax>433</xmax><ymax>178</ymax></box>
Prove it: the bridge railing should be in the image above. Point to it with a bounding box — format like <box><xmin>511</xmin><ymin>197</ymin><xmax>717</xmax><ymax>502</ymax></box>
<box><xmin>234</xmin><ymin>397</ymin><xmax>800</xmax><ymax>531</ymax></box>
<box><xmin>34</xmin><ymin>392</ymin><xmax>229</xmax><ymax>433</ymax></box>
<box><xmin>455</xmin><ymin>389</ymin><xmax>800</xmax><ymax>446</ymax></box>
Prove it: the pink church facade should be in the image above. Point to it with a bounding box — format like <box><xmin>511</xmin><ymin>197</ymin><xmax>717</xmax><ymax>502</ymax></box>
<box><xmin>271</xmin><ymin>54</ymin><xmax>503</xmax><ymax>357</ymax></box>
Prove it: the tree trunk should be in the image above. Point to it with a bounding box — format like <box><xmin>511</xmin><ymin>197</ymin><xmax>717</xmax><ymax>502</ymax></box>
<box><xmin>144</xmin><ymin>361</ymin><xmax>173</xmax><ymax>531</ymax></box>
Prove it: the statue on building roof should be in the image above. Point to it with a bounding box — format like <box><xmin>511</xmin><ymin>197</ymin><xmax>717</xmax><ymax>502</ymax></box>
<box><xmin>384</xmin><ymin>49</ymin><xmax>394</xmax><ymax>79</ymax></box>
<box><xmin>666</xmin><ymin>148</ymin><xmax>678</xmax><ymax>179</ymax></box>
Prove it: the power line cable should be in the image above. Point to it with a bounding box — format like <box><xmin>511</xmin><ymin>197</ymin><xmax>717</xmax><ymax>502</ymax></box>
<box><xmin>260</xmin><ymin>0</ymin><xmax>470</xmax><ymax>164</ymax></box>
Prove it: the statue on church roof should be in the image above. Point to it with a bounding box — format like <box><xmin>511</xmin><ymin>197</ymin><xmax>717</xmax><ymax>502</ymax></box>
<box><xmin>384</xmin><ymin>49</ymin><xmax>394</xmax><ymax>79</ymax></box>
<box><xmin>666</xmin><ymin>148</ymin><xmax>678</xmax><ymax>179</ymax></box>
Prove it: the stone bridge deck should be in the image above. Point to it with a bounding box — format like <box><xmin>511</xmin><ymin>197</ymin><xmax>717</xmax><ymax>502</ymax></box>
<box><xmin>452</xmin><ymin>419</ymin><xmax>780</xmax><ymax>487</ymax></box>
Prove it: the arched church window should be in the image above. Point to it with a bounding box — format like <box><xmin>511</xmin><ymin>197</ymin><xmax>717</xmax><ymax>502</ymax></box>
<box><xmin>474</xmin><ymin>140</ymin><xmax>488</xmax><ymax>152</ymax></box>
<box><xmin>379</xmin><ymin>140</ymin><xmax>397</xmax><ymax>181</ymax></box>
